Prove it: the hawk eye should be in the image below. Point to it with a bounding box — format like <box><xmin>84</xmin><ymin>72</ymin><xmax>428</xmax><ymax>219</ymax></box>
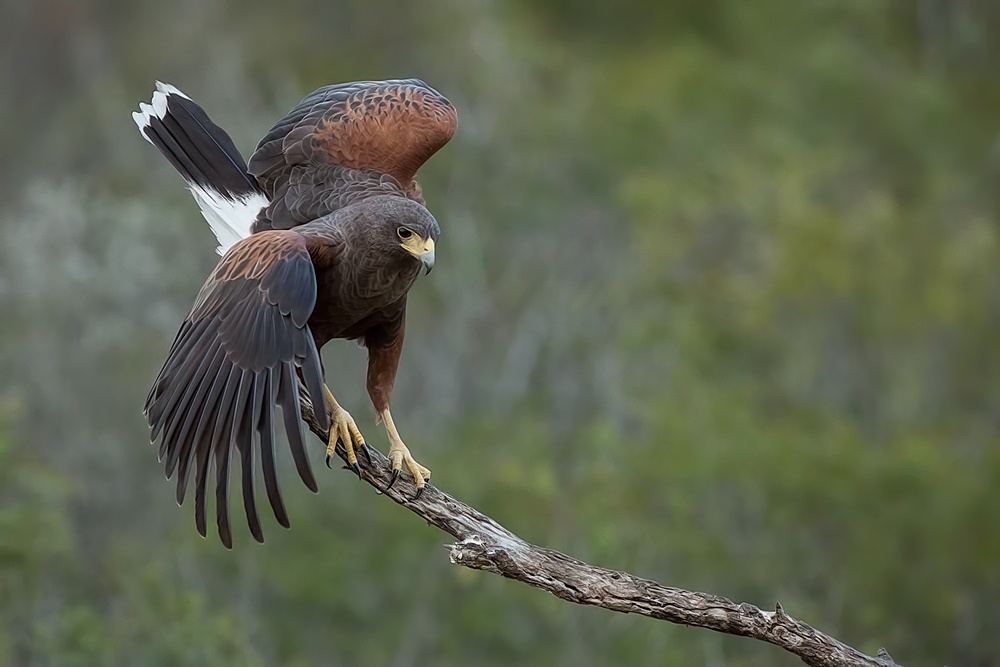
<box><xmin>397</xmin><ymin>227</ymin><xmax>413</xmax><ymax>240</ymax></box>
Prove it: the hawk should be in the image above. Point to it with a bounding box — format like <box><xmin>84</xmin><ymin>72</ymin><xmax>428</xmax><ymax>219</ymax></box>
<box><xmin>133</xmin><ymin>80</ymin><xmax>457</xmax><ymax>547</ymax></box>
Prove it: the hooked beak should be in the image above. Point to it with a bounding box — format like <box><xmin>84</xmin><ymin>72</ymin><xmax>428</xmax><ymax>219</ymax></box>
<box><xmin>420</xmin><ymin>248</ymin><xmax>435</xmax><ymax>274</ymax></box>
<box><xmin>403</xmin><ymin>237</ymin><xmax>436</xmax><ymax>275</ymax></box>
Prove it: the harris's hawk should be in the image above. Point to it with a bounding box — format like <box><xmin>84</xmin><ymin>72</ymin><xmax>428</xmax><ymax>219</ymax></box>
<box><xmin>133</xmin><ymin>80</ymin><xmax>456</xmax><ymax>547</ymax></box>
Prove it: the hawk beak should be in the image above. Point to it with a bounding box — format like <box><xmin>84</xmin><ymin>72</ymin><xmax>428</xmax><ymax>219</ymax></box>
<box><xmin>420</xmin><ymin>244</ymin><xmax>435</xmax><ymax>275</ymax></box>
<box><xmin>403</xmin><ymin>237</ymin><xmax>436</xmax><ymax>274</ymax></box>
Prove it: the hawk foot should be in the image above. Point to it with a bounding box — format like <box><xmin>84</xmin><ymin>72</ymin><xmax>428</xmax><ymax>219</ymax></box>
<box><xmin>324</xmin><ymin>386</ymin><xmax>366</xmax><ymax>478</ymax></box>
<box><xmin>380</xmin><ymin>408</ymin><xmax>430</xmax><ymax>498</ymax></box>
<box><xmin>386</xmin><ymin>443</ymin><xmax>432</xmax><ymax>495</ymax></box>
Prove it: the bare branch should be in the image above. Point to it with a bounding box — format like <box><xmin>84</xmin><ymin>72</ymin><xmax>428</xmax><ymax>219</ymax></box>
<box><xmin>300</xmin><ymin>400</ymin><xmax>901</xmax><ymax>667</ymax></box>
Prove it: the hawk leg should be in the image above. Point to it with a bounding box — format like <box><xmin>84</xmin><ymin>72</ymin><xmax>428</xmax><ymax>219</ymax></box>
<box><xmin>380</xmin><ymin>409</ymin><xmax>431</xmax><ymax>497</ymax></box>
<box><xmin>324</xmin><ymin>385</ymin><xmax>369</xmax><ymax>476</ymax></box>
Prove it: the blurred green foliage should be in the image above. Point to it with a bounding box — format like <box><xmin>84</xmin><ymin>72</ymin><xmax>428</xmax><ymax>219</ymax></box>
<box><xmin>1</xmin><ymin>0</ymin><xmax>999</xmax><ymax>665</ymax></box>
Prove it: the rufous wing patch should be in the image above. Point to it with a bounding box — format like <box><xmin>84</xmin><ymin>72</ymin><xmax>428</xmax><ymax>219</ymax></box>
<box><xmin>308</xmin><ymin>83</ymin><xmax>457</xmax><ymax>186</ymax></box>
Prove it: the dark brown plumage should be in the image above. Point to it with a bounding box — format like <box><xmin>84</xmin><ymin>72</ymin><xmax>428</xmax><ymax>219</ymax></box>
<box><xmin>249</xmin><ymin>80</ymin><xmax>457</xmax><ymax>231</ymax></box>
<box><xmin>135</xmin><ymin>79</ymin><xmax>455</xmax><ymax>547</ymax></box>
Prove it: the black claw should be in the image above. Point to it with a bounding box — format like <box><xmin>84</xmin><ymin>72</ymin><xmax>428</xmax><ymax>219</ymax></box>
<box><xmin>359</xmin><ymin>443</ymin><xmax>372</xmax><ymax>465</ymax></box>
<box><xmin>413</xmin><ymin>485</ymin><xmax>425</xmax><ymax>500</ymax></box>
<box><xmin>386</xmin><ymin>468</ymin><xmax>400</xmax><ymax>491</ymax></box>
<box><xmin>325</xmin><ymin>454</ymin><xmax>333</xmax><ymax>469</ymax></box>
<box><xmin>351</xmin><ymin>461</ymin><xmax>362</xmax><ymax>478</ymax></box>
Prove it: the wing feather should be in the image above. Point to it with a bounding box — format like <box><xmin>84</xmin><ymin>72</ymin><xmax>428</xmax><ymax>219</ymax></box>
<box><xmin>163</xmin><ymin>343</ymin><xmax>226</xmax><ymax>471</ymax></box>
<box><xmin>157</xmin><ymin>327</ymin><xmax>223</xmax><ymax>451</ymax></box>
<box><xmin>194</xmin><ymin>360</ymin><xmax>234</xmax><ymax>544</ymax></box>
<box><xmin>228</xmin><ymin>369</ymin><xmax>260</xmax><ymax>537</ymax></box>
<box><xmin>174</xmin><ymin>354</ymin><xmax>229</xmax><ymax>504</ymax></box>
<box><xmin>213</xmin><ymin>365</ymin><xmax>243</xmax><ymax>549</ymax></box>
<box><xmin>247</xmin><ymin>79</ymin><xmax>456</xmax><ymax>230</ymax></box>
<box><xmin>146</xmin><ymin>230</ymin><xmax>329</xmax><ymax>546</ymax></box>
<box><xmin>278</xmin><ymin>361</ymin><xmax>316</xmax><ymax>492</ymax></box>
<box><xmin>159</xmin><ymin>342</ymin><xmax>217</xmax><ymax>468</ymax></box>
<box><xmin>147</xmin><ymin>319</ymin><xmax>216</xmax><ymax>439</ymax></box>
<box><xmin>259</xmin><ymin>366</ymin><xmax>289</xmax><ymax>528</ymax></box>
<box><xmin>240</xmin><ymin>371</ymin><xmax>265</xmax><ymax>543</ymax></box>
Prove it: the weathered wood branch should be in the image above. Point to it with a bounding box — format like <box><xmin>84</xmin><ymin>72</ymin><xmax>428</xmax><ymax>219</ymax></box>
<box><xmin>299</xmin><ymin>400</ymin><xmax>901</xmax><ymax>667</ymax></box>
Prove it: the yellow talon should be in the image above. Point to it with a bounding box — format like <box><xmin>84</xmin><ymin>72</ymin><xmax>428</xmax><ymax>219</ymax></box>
<box><xmin>380</xmin><ymin>408</ymin><xmax>431</xmax><ymax>492</ymax></box>
<box><xmin>324</xmin><ymin>385</ymin><xmax>366</xmax><ymax>476</ymax></box>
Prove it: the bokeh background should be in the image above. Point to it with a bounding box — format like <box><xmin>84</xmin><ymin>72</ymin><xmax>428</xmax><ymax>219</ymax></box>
<box><xmin>2</xmin><ymin>1</ymin><xmax>999</xmax><ymax>665</ymax></box>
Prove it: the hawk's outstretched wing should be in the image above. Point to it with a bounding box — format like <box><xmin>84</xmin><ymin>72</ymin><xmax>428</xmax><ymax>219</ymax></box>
<box><xmin>247</xmin><ymin>79</ymin><xmax>457</xmax><ymax>231</ymax></box>
<box><xmin>144</xmin><ymin>230</ymin><xmax>330</xmax><ymax>548</ymax></box>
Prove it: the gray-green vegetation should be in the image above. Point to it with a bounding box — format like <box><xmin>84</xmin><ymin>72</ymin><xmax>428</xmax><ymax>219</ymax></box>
<box><xmin>1</xmin><ymin>1</ymin><xmax>998</xmax><ymax>664</ymax></box>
